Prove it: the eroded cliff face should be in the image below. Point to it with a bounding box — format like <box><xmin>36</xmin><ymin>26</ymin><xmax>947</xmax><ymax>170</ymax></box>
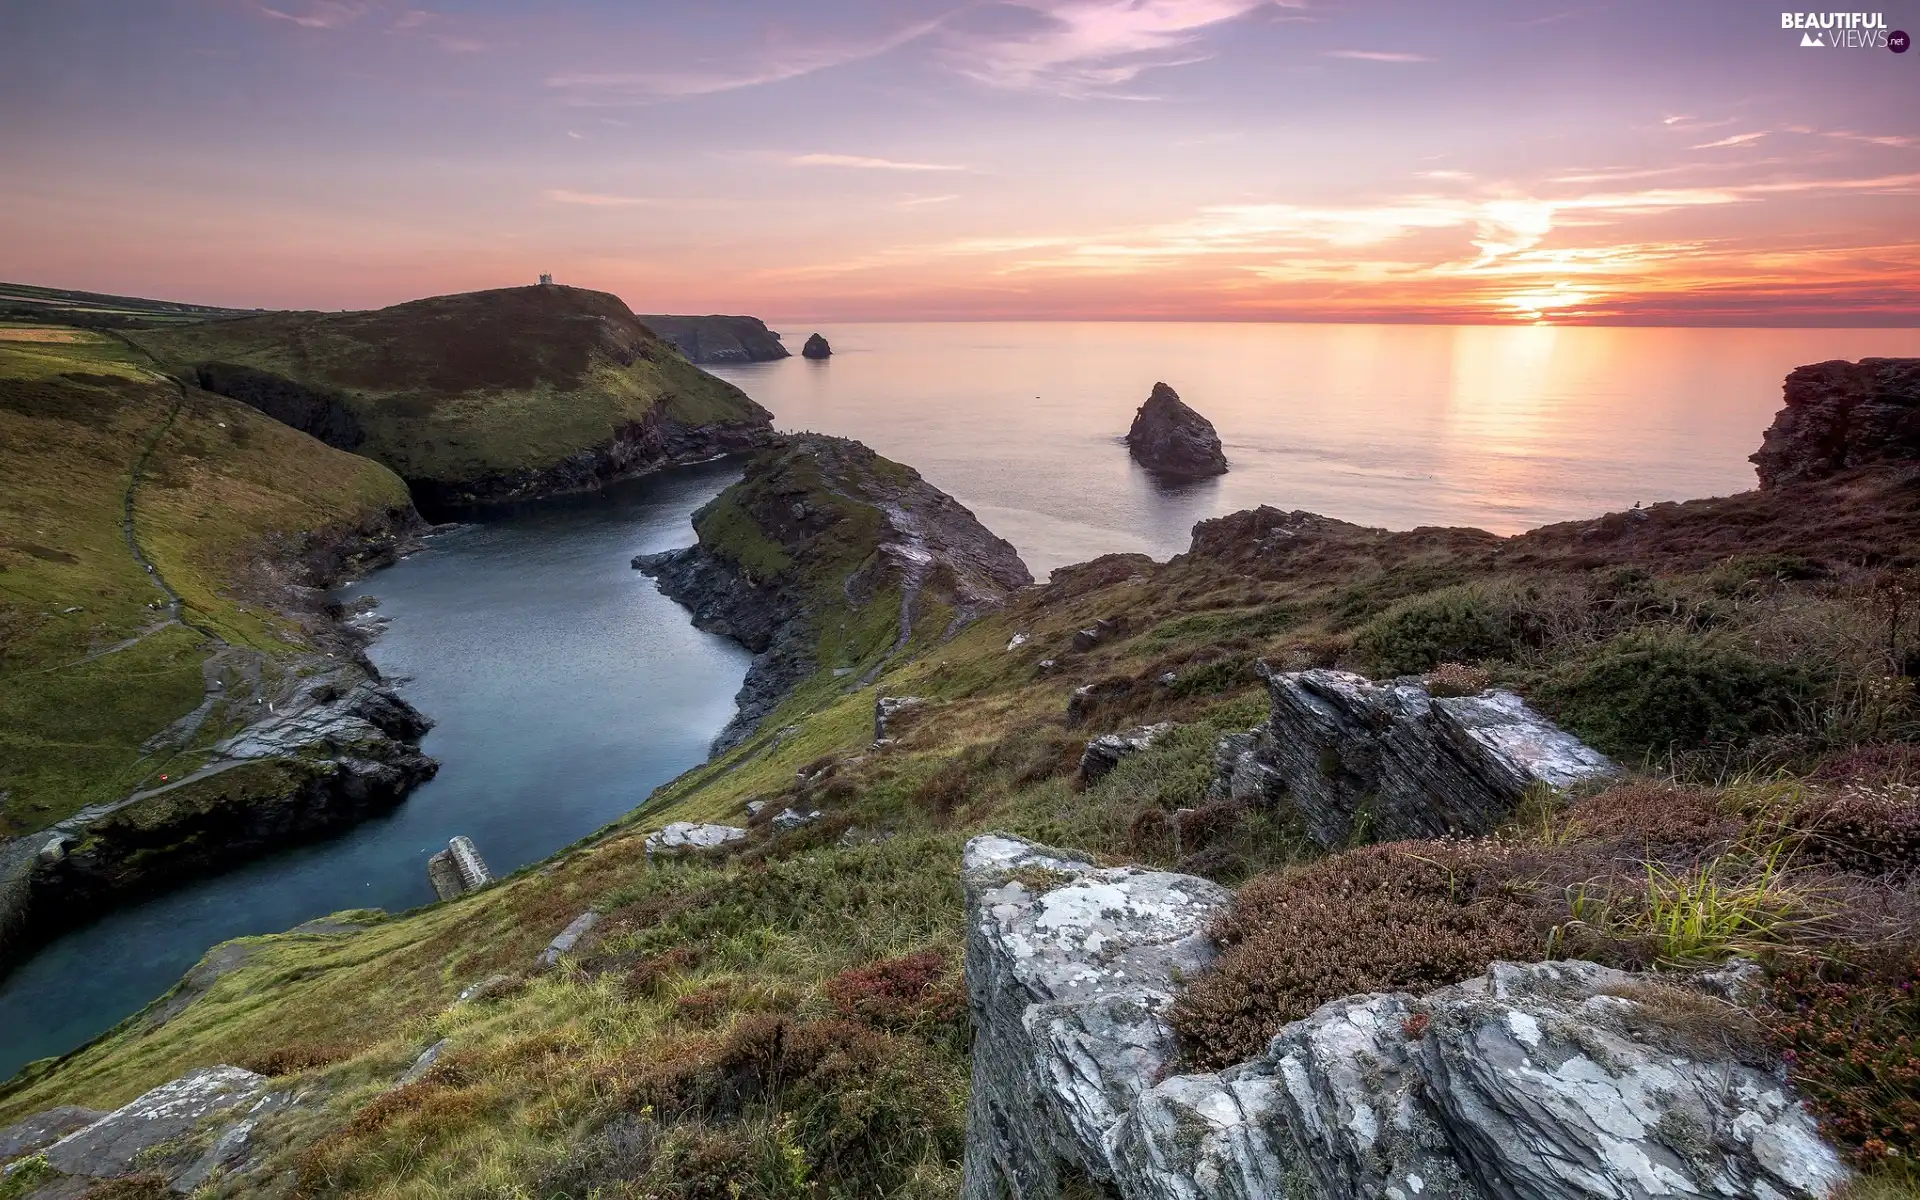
<box><xmin>1751</xmin><ymin>357</ymin><xmax>1920</xmax><ymax>488</ymax></box>
<box><xmin>635</xmin><ymin>314</ymin><xmax>791</xmax><ymax>364</ymax></box>
<box><xmin>960</xmin><ymin>835</ymin><xmax>1852</xmax><ymax>1200</ymax></box>
<box><xmin>410</xmin><ymin>405</ymin><xmax>777</xmax><ymax>513</ymax></box>
<box><xmin>636</xmin><ymin>434</ymin><xmax>1032</xmax><ymax>749</ymax></box>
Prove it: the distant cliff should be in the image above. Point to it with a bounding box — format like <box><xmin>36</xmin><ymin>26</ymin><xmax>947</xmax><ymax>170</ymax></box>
<box><xmin>637</xmin><ymin>315</ymin><xmax>791</xmax><ymax>364</ymax></box>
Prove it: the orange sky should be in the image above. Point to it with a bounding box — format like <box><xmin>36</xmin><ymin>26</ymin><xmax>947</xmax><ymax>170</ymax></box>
<box><xmin>2</xmin><ymin>1</ymin><xmax>1917</xmax><ymax>325</ymax></box>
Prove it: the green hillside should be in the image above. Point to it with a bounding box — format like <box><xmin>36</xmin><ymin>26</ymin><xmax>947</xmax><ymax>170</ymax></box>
<box><xmin>0</xmin><ymin>327</ymin><xmax>412</xmax><ymax>838</ymax></box>
<box><xmin>125</xmin><ymin>287</ymin><xmax>774</xmax><ymax>505</ymax></box>
<box><xmin>7</xmin><ymin>428</ymin><xmax>1918</xmax><ymax>1197</ymax></box>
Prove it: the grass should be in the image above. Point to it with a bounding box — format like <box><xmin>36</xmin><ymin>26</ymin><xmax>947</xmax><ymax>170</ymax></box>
<box><xmin>124</xmin><ymin>286</ymin><xmax>769</xmax><ymax>489</ymax></box>
<box><xmin>0</xmin><ymin>335</ymin><xmax>410</xmax><ymax>835</ymax></box>
<box><xmin>7</xmin><ymin>429</ymin><xmax>1920</xmax><ymax>1191</ymax></box>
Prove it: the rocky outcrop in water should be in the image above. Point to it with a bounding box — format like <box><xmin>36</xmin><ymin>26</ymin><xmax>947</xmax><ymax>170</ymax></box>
<box><xmin>1209</xmin><ymin>668</ymin><xmax>1616</xmax><ymax>848</ymax></box>
<box><xmin>0</xmin><ymin>670</ymin><xmax>435</xmax><ymax>969</ymax></box>
<box><xmin>1751</xmin><ymin>358</ymin><xmax>1920</xmax><ymax>488</ymax></box>
<box><xmin>427</xmin><ymin>835</ymin><xmax>493</xmax><ymax>901</ymax></box>
<box><xmin>636</xmin><ymin>435</ymin><xmax>1030</xmax><ymax>750</ymax></box>
<box><xmin>1126</xmin><ymin>383</ymin><xmax>1227</xmax><ymax>479</ymax></box>
<box><xmin>635</xmin><ymin>314</ymin><xmax>790</xmax><ymax>364</ymax></box>
<box><xmin>802</xmin><ymin>333</ymin><xmax>832</xmax><ymax>360</ymax></box>
<box><xmin>959</xmin><ymin>834</ymin><xmax>1851</xmax><ymax>1200</ymax></box>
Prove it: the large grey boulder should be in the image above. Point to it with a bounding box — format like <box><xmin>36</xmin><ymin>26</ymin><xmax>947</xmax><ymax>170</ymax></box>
<box><xmin>0</xmin><ymin>1107</ymin><xmax>105</xmax><ymax>1164</ymax></box>
<box><xmin>961</xmin><ymin>834</ymin><xmax>1851</xmax><ymax>1200</ymax></box>
<box><xmin>1215</xmin><ymin>669</ymin><xmax>1617</xmax><ymax>847</ymax></box>
<box><xmin>28</xmin><ymin>1066</ymin><xmax>269</xmax><ymax>1185</ymax></box>
<box><xmin>643</xmin><ymin>822</ymin><xmax>746</xmax><ymax>855</ymax></box>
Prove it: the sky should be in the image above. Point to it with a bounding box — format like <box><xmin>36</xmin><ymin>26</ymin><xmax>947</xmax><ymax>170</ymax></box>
<box><xmin>2</xmin><ymin>0</ymin><xmax>1917</xmax><ymax>325</ymax></box>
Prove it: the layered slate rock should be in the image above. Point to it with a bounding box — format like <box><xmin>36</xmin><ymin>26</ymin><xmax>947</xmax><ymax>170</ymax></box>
<box><xmin>1125</xmin><ymin>383</ymin><xmax>1227</xmax><ymax>479</ymax></box>
<box><xmin>8</xmin><ymin>1066</ymin><xmax>280</xmax><ymax>1194</ymax></box>
<box><xmin>1079</xmin><ymin>723</ymin><xmax>1175</xmax><ymax>784</ymax></box>
<box><xmin>643</xmin><ymin>822</ymin><xmax>746</xmax><ymax>854</ymax></box>
<box><xmin>1751</xmin><ymin>357</ymin><xmax>1920</xmax><ymax>488</ymax></box>
<box><xmin>1211</xmin><ymin>669</ymin><xmax>1616</xmax><ymax>848</ymax></box>
<box><xmin>960</xmin><ymin>834</ymin><xmax>1853</xmax><ymax>1200</ymax></box>
<box><xmin>959</xmin><ymin>835</ymin><xmax>1229</xmax><ymax>1200</ymax></box>
<box><xmin>802</xmin><ymin>333</ymin><xmax>833</xmax><ymax>359</ymax></box>
<box><xmin>637</xmin><ymin>435</ymin><xmax>1030</xmax><ymax>750</ymax></box>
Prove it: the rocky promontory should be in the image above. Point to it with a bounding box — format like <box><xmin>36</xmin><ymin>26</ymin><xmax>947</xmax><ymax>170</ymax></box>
<box><xmin>1125</xmin><ymin>382</ymin><xmax>1227</xmax><ymax>478</ymax></box>
<box><xmin>802</xmin><ymin>333</ymin><xmax>832</xmax><ymax>359</ymax></box>
<box><xmin>635</xmin><ymin>434</ymin><xmax>1031</xmax><ymax>748</ymax></box>
<box><xmin>1751</xmin><ymin>357</ymin><xmax>1920</xmax><ymax>488</ymax></box>
<box><xmin>635</xmin><ymin>314</ymin><xmax>791</xmax><ymax>364</ymax></box>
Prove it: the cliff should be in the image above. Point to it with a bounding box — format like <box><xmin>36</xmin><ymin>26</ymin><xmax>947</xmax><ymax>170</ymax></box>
<box><xmin>1751</xmin><ymin>357</ymin><xmax>1920</xmax><ymax>487</ymax></box>
<box><xmin>635</xmin><ymin>314</ymin><xmax>791</xmax><ymax>364</ymax></box>
<box><xmin>0</xmin><ymin>331</ymin><xmax>434</xmax><ymax>970</ymax></box>
<box><xmin>635</xmin><ymin>434</ymin><xmax>1031</xmax><ymax>747</ymax></box>
<box><xmin>128</xmin><ymin>287</ymin><xmax>777</xmax><ymax>510</ymax></box>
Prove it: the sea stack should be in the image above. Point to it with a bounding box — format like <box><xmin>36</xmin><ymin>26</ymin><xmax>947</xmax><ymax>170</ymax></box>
<box><xmin>802</xmin><ymin>333</ymin><xmax>833</xmax><ymax>359</ymax></box>
<box><xmin>1125</xmin><ymin>382</ymin><xmax>1227</xmax><ymax>478</ymax></box>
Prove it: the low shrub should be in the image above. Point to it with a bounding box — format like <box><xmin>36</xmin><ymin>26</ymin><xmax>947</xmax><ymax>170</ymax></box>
<box><xmin>1765</xmin><ymin>952</ymin><xmax>1920</xmax><ymax>1165</ymax></box>
<box><xmin>1795</xmin><ymin>782</ymin><xmax>1920</xmax><ymax>876</ymax></box>
<box><xmin>824</xmin><ymin>950</ymin><xmax>963</xmax><ymax>1033</ymax></box>
<box><xmin>1530</xmin><ymin>629</ymin><xmax>1817</xmax><ymax>761</ymax></box>
<box><xmin>1351</xmin><ymin>584</ymin><xmax>1515</xmax><ymax>675</ymax></box>
<box><xmin>1167</xmin><ymin>841</ymin><xmax>1548</xmax><ymax>1070</ymax></box>
<box><xmin>1562</xmin><ymin>783</ymin><xmax>1744</xmax><ymax>863</ymax></box>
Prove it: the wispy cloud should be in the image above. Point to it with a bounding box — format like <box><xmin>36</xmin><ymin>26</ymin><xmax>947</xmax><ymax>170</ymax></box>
<box><xmin>547</xmin><ymin>18</ymin><xmax>943</xmax><ymax>102</ymax></box>
<box><xmin>257</xmin><ymin>1</ymin><xmax>368</xmax><ymax>30</ymax></box>
<box><xmin>1824</xmin><ymin>129</ymin><xmax>1918</xmax><ymax>149</ymax></box>
<box><xmin>1324</xmin><ymin>50</ymin><xmax>1434</xmax><ymax>62</ymax></box>
<box><xmin>897</xmin><ymin>193</ymin><xmax>961</xmax><ymax>208</ymax></box>
<box><xmin>949</xmin><ymin>0</ymin><xmax>1298</xmax><ymax>98</ymax></box>
<box><xmin>1418</xmin><ymin>170</ymin><xmax>1472</xmax><ymax>181</ymax></box>
<box><xmin>789</xmin><ymin>153</ymin><xmax>968</xmax><ymax>172</ymax></box>
<box><xmin>542</xmin><ymin>189</ymin><xmax>650</xmax><ymax>207</ymax></box>
<box><xmin>1692</xmin><ymin>131</ymin><xmax>1768</xmax><ymax>150</ymax></box>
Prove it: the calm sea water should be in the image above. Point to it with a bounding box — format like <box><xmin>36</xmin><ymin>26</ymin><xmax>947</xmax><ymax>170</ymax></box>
<box><xmin>7</xmin><ymin>322</ymin><xmax>1917</xmax><ymax>1081</ymax></box>
<box><xmin>0</xmin><ymin>463</ymin><xmax>749</xmax><ymax>1080</ymax></box>
<box><xmin>714</xmin><ymin>323</ymin><xmax>1920</xmax><ymax>577</ymax></box>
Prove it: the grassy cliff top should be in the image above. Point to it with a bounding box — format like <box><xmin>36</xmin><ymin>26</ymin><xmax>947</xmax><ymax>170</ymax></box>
<box><xmin>125</xmin><ymin>287</ymin><xmax>772</xmax><ymax>488</ymax></box>
<box><xmin>0</xmin><ymin>330</ymin><xmax>411</xmax><ymax>836</ymax></box>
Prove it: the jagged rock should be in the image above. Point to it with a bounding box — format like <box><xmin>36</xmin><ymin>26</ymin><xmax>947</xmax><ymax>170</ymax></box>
<box><xmin>399</xmin><ymin>1039</ymin><xmax>448</xmax><ymax>1085</ymax></box>
<box><xmin>1125</xmin><ymin>382</ymin><xmax>1227</xmax><ymax>479</ymax></box>
<box><xmin>1066</xmin><ymin>678</ymin><xmax>1131</xmax><ymax>726</ymax></box>
<box><xmin>0</xmin><ymin>1107</ymin><xmax>105</xmax><ymax>1162</ymax></box>
<box><xmin>536</xmin><ymin>911</ymin><xmax>601</xmax><ymax>969</ymax></box>
<box><xmin>802</xmin><ymin>333</ymin><xmax>832</xmax><ymax>359</ymax></box>
<box><xmin>35</xmin><ymin>1067</ymin><xmax>269</xmax><ymax>1184</ymax></box>
<box><xmin>1007</xmin><ymin>633</ymin><xmax>1029</xmax><ymax>650</ymax></box>
<box><xmin>959</xmin><ymin>835</ymin><xmax>1230</xmax><ymax>1200</ymax></box>
<box><xmin>1751</xmin><ymin>357</ymin><xmax>1920</xmax><ymax>487</ymax></box>
<box><xmin>456</xmin><ymin>974</ymin><xmax>512</xmax><ymax>1004</ymax></box>
<box><xmin>875</xmin><ymin>695</ymin><xmax>925</xmax><ymax>741</ymax></box>
<box><xmin>1219</xmin><ymin>669</ymin><xmax>1616</xmax><ymax>848</ymax></box>
<box><xmin>643</xmin><ymin>822</ymin><xmax>746</xmax><ymax>855</ymax></box>
<box><xmin>1080</xmin><ymin>723</ymin><xmax>1174</xmax><ymax>784</ymax></box>
<box><xmin>426</xmin><ymin>834</ymin><xmax>493</xmax><ymax>901</ymax></box>
<box><xmin>171</xmin><ymin>1117</ymin><xmax>257</xmax><ymax>1193</ymax></box>
<box><xmin>1071</xmin><ymin>617</ymin><xmax>1125</xmax><ymax>652</ymax></box>
<box><xmin>772</xmin><ymin>807</ymin><xmax>822</xmax><ymax>831</ymax></box>
<box><xmin>961</xmin><ymin>835</ymin><xmax>1852</xmax><ymax>1200</ymax></box>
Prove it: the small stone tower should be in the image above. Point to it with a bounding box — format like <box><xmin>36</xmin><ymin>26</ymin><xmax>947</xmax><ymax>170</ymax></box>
<box><xmin>538</xmin><ymin>273</ymin><xmax>553</xmax><ymax>286</ymax></box>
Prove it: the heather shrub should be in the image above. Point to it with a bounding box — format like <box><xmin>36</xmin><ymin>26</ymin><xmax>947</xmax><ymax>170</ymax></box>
<box><xmin>824</xmin><ymin>950</ymin><xmax>964</xmax><ymax>1034</ymax></box>
<box><xmin>1424</xmin><ymin>662</ymin><xmax>1491</xmax><ymax>697</ymax></box>
<box><xmin>1764</xmin><ymin>952</ymin><xmax>1920</xmax><ymax>1165</ymax></box>
<box><xmin>1167</xmin><ymin>841</ymin><xmax>1547</xmax><ymax>1069</ymax></box>
<box><xmin>1795</xmin><ymin>782</ymin><xmax>1920</xmax><ymax>876</ymax></box>
<box><xmin>1531</xmin><ymin>629</ymin><xmax>1816</xmax><ymax>760</ymax></box>
<box><xmin>1562</xmin><ymin>783</ymin><xmax>1744</xmax><ymax>863</ymax></box>
<box><xmin>1350</xmin><ymin>584</ymin><xmax>1513</xmax><ymax>675</ymax></box>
